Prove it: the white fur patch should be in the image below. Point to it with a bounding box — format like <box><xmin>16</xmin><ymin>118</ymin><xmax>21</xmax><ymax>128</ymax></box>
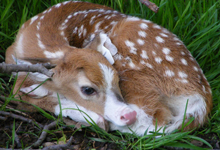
<box><xmin>54</xmin><ymin>98</ymin><xmax>100</xmax><ymax>123</ymax></box>
<box><xmin>165</xmin><ymin>70</ymin><xmax>175</xmax><ymax>77</ymax></box>
<box><xmin>20</xmin><ymin>84</ymin><xmax>49</xmax><ymax>98</ymax></box>
<box><xmin>138</xmin><ymin>31</ymin><xmax>147</xmax><ymax>38</ymax></box>
<box><xmin>44</xmin><ymin>50</ymin><xmax>64</xmax><ymax>59</ymax></box>
<box><xmin>125</xmin><ymin>40</ymin><xmax>137</xmax><ymax>54</ymax></box>
<box><xmin>156</xmin><ymin>36</ymin><xmax>164</xmax><ymax>43</ymax></box>
<box><xmin>165</xmin><ymin>94</ymin><xmax>207</xmax><ymax>133</ymax></box>
<box><xmin>30</xmin><ymin>16</ymin><xmax>38</xmax><ymax>25</ymax></box>
<box><xmin>155</xmin><ymin>57</ymin><xmax>162</xmax><ymax>64</ymax></box>
<box><xmin>140</xmin><ymin>50</ymin><xmax>148</xmax><ymax>59</ymax></box>
<box><xmin>99</xmin><ymin>63</ymin><xmax>114</xmax><ymax>90</ymax></box>
<box><xmin>181</xmin><ymin>58</ymin><xmax>188</xmax><ymax>65</ymax></box>
<box><xmin>16</xmin><ymin>34</ymin><xmax>24</xmax><ymax>56</ymax></box>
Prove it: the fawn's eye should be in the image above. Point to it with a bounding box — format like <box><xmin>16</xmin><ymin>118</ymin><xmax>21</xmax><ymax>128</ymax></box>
<box><xmin>81</xmin><ymin>86</ymin><xmax>96</xmax><ymax>96</ymax></box>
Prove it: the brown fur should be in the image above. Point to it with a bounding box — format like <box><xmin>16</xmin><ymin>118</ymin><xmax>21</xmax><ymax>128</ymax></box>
<box><xmin>6</xmin><ymin>1</ymin><xmax>212</xmax><ymax>131</ymax></box>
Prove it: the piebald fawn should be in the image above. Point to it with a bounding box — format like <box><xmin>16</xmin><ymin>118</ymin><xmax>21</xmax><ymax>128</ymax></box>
<box><xmin>6</xmin><ymin>1</ymin><xmax>212</xmax><ymax>136</ymax></box>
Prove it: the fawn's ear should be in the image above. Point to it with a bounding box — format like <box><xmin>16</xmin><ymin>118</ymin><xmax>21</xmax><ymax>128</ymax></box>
<box><xmin>84</xmin><ymin>33</ymin><xmax>118</xmax><ymax>65</ymax></box>
<box><xmin>20</xmin><ymin>84</ymin><xmax>49</xmax><ymax>98</ymax></box>
<box><xmin>13</xmin><ymin>56</ymin><xmax>52</xmax><ymax>82</ymax></box>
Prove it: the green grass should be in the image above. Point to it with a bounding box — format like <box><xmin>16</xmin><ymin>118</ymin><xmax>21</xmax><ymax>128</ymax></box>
<box><xmin>1</xmin><ymin>0</ymin><xmax>220</xmax><ymax>149</ymax></box>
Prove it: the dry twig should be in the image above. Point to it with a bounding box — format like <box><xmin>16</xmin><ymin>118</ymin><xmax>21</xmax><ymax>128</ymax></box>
<box><xmin>32</xmin><ymin>120</ymin><xmax>60</xmax><ymax>148</ymax></box>
<box><xmin>0</xmin><ymin>62</ymin><xmax>55</xmax><ymax>77</ymax></box>
<box><xmin>0</xmin><ymin>111</ymin><xmax>43</xmax><ymax>128</ymax></box>
<box><xmin>42</xmin><ymin>136</ymin><xmax>74</xmax><ymax>150</ymax></box>
<box><xmin>138</xmin><ymin>0</ymin><xmax>159</xmax><ymax>13</ymax></box>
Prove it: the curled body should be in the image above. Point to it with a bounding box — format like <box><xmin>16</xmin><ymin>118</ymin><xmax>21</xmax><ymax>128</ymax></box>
<box><xmin>6</xmin><ymin>1</ymin><xmax>212</xmax><ymax>136</ymax></box>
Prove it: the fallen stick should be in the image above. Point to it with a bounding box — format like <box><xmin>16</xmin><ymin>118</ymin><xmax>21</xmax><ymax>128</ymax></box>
<box><xmin>0</xmin><ymin>62</ymin><xmax>55</xmax><ymax>77</ymax></box>
<box><xmin>0</xmin><ymin>111</ymin><xmax>43</xmax><ymax>128</ymax></box>
<box><xmin>32</xmin><ymin>120</ymin><xmax>60</xmax><ymax>148</ymax></box>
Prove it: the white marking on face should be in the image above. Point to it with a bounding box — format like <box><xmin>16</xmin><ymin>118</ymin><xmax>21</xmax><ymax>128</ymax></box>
<box><xmin>138</xmin><ymin>31</ymin><xmax>147</xmax><ymax>38</ymax></box>
<box><xmin>140</xmin><ymin>50</ymin><xmax>148</xmax><ymax>59</ymax></box>
<box><xmin>30</xmin><ymin>16</ymin><xmax>38</xmax><ymax>25</ymax></box>
<box><xmin>125</xmin><ymin>40</ymin><xmax>137</xmax><ymax>54</ymax></box>
<box><xmin>178</xmin><ymin>71</ymin><xmax>188</xmax><ymax>78</ymax></box>
<box><xmin>137</xmin><ymin>39</ymin><xmax>145</xmax><ymax>45</ymax></box>
<box><xmin>181</xmin><ymin>58</ymin><xmax>188</xmax><ymax>65</ymax></box>
<box><xmin>99</xmin><ymin>63</ymin><xmax>114</xmax><ymax>90</ymax></box>
<box><xmin>153</xmin><ymin>24</ymin><xmax>161</xmax><ymax>29</ymax></box>
<box><xmin>165</xmin><ymin>70</ymin><xmax>175</xmax><ymax>77</ymax></box>
<box><xmin>140</xmin><ymin>23</ymin><xmax>148</xmax><ymax>30</ymax></box>
<box><xmin>155</xmin><ymin>57</ymin><xmax>162</xmax><ymax>64</ymax></box>
<box><xmin>160</xmin><ymin>33</ymin><xmax>168</xmax><ymax>37</ymax></box>
<box><xmin>156</xmin><ymin>36</ymin><xmax>164</xmax><ymax>43</ymax></box>
<box><xmin>44</xmin><ymin>50</ymin><xmax>64</xmax><ymax>59</ymax></box>
<box><xmin>165</xmin><ymin>55</ymin><xmax>173</xmax><ymax>62</ymax></box>
<box><xmin>162</xmin><ymin>47</ymin><xmax>170</xmax><ymax>55</ymax></box>
<box><xmin>176</xmin><ymin>42</ymin><xmax>182</xmax><ymax>45</ymax></box>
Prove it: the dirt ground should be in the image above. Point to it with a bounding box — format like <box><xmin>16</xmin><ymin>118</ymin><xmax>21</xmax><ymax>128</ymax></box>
<box><xmin>0</xmin><ymin>110</ymin><xmax>121</xmax><ymax>150</ymax></box>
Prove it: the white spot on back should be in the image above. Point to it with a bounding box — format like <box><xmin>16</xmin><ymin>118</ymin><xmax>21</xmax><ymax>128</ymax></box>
<box><xmin>30</xmin><ymin>16</ymin><xmax>38</xmax><ymax>25</ymax></box>
<box><xmin>140</xmin><ymin>50</ymin><xmax>148</xmax><ymax>59</ymax></box>
<box><xmin>126</xmin><ymin>16</ymin><xmax>140</xmax><ymax>22</ymax></box>
<box><xmin>181</xmin><ymin>51</ymin><xmax>185</xmax><ymax>55</ymax></box>
<box><xmin>155</xmin><ymin>57</ymin><xmax>162</xmax><ymax>64</ymax></box>
<box><xmin>193</xmin><ymin>66</ymin><xmax>199</xmax><ymax>72</ymax></box>
<box><xmin>181</xmin><ymin>58</ymin><xmax>188</xmax><ymax>65</ymax></box>
<box><xmin>162</xmin><ymin>47</ymin><xmax>170</xmax><ymax>55</ymax></box>
<box><xmin>165</xmin><ymin>55</ymin><xmax>174</xmax><ymax>62</ymax></box>
<box><xmin>160</xmin><ymin>33</ymin><xmax>168</xmax><ymax>37</ymax></box>
<box><xmin>178</xmin><ymin>71</ymin><xmax>188</xmax><ymax>78</ymax></box>
<box><xmin>140</xmin><ymin>23</ymin><xmax>148</xmax><ymax>30</ymax></box>
<box><xmin>155</xmin><ymin>36</ymin><xmax>164</xmax><ymax>43</ymax></box>
<box><xmin>55</xmin><ymin>3</ymin><xmax>61</xmax><ymax>8</ymax></box>
<box><xmin>137</xmin><ymin>39</ymin><xmax>145</xmax><ymax>45</ymax></box>
<box><xmin>165</xmin><ymin>70</ymin><xmax>175</xmax><ymax>77</ymax></box>
<box><xmin>153</xmin><ymin>24</ymin><xmax>161</xmax><ymax>29</ymax></box>
<box><xmin>138</xmin><ymin>31</ymin><xmax>147</xmax><ymax>38</ymax></box>
<box><xmin>125</xmin><ymin>40</ymin><xmax>137</xmax><ymax>54</ymax></box>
